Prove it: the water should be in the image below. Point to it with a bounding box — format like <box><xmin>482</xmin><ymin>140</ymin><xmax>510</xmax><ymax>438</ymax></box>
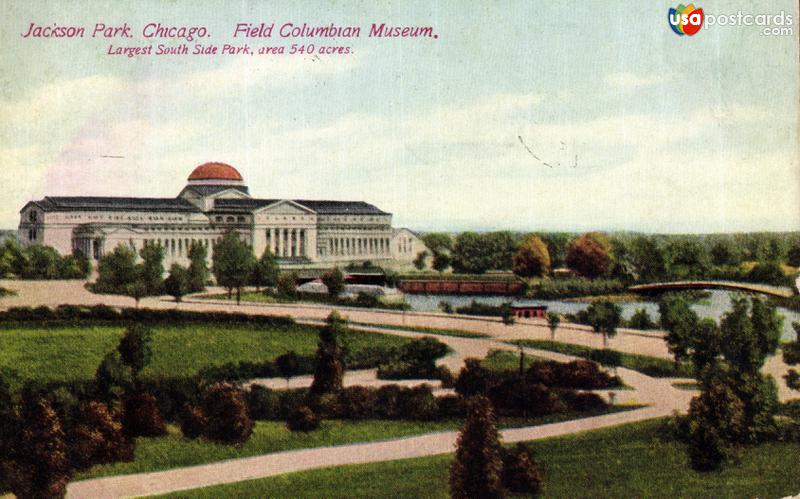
<box><xmin>404</xmin><ymin>290</ymin><xmax>799</xmax><ymax>341</ymax></box>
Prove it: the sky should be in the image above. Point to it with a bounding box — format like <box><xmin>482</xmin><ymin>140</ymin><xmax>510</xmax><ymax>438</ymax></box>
<box><xmin>1</xmin><ymin>0</ymin><xmax>798</xmax><ymax>233</ymax></box>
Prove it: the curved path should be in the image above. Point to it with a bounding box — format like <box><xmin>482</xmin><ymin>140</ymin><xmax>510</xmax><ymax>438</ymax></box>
<box><xmin>0</xmin><ymin>280</ymin><xmax>793</xmax><ymax>497</ymax></box>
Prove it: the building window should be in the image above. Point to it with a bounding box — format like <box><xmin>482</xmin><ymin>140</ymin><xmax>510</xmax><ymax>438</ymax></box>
<box><xmin>28</xmin><ymin>211</ymin><xmax>37</xmax><ymax>222</ymax></box>
<box><xmin>237</xmin><ymin>216</ymin><xmax>245</xmax><ymax>223</ymax></box>
<box><xmin>226</xmin><ymin>216</ymin><xmax>235</xmax><ymax>223</ymax></box>
<box><xmin>215</xmin><ymin>216</ymin><xmax>223</xmax><ymax>222</ymax></box>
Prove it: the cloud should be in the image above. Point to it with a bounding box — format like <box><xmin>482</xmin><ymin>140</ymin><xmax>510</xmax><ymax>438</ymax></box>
<box><xmin>604</xmin><ymin>72</ymin><xmax>659</xmax><ymax>89</ymax></box>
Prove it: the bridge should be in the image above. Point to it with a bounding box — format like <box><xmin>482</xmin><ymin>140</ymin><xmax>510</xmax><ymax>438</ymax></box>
<box><xmin>628</xmin><ymin>281</ymin><xmax>797</xmax><ymax>299</ymax></box>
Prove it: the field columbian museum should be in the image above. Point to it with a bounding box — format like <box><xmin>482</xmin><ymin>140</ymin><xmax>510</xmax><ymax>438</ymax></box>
<box><xmin>18</xmin><ymin>162</ymin><xmax>425</xmax><ymax>268</ymax></box>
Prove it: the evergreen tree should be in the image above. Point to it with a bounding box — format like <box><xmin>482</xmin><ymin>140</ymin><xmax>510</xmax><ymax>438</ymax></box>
<box><xmin>310</xmin><ymin>311</ymin><xmax>346</xmax><ymax>395</ymax></box>
<box><xmin>450</xmin><ymin>395</ymin><xmax>505</xmax><ymax>499</ymax></box>
<box><xmin>187</xmin><ymin>241</ymin><xmax>209</xmax><ymax>292</ymax></box>
<box><xmin>117</xmin><ymin>323</ymin><xmax>154</xmax><ymax>381</ymax></box>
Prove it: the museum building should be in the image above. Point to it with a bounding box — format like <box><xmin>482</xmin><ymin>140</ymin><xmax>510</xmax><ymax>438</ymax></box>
<box><xmin>18</xmin><ymin>162</ymin><xmax>425</xmax><ymax>268</ymax></box>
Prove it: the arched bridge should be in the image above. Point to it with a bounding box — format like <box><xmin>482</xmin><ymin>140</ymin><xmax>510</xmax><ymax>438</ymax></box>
<box><xmin>629</xmin><ymin>281</ymin><xmax>797</xmax><ymax>299</ymax></box>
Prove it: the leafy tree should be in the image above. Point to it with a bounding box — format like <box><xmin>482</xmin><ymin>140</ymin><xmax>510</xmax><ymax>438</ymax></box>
<box><xmin>322</xmin><ymin>267</ymin><xmax>346</xmax><ymax>299</ymax></box>
<box><xmin>451</xmin><ymin>232</ymin><xmax>517</xmax><ymax>274</ymax></box>
<box><xmin>124</xmin><ymin>279</ymin><xmax>147</xmax><ymax>308</ymax></box>
<box><xmin>432</xmin><ymin>252</ymin><xmax>452</xmax><ymax>273</ymax></box>
<box><xmin>690</xmin><ymin>318</ymin><xmax>723</xmax><ymax>376</ymax></box>
<box><xmin>1</xmin><ymin>397</ymin><xmax>71</xmax><ymax>498</ymax></box>
<box><xmin>687</xmin><ymin>369</ymin><xmax>746</xmax><ymax>471</ymax></box>
<box><xmin>275</xmin><ymin>352</ymin><xmax>301</xmax><ymax>386</ymax></box>
<box><xmin>546</xmin><ymin>311</ymin><xmax>560</xmax><ymax>340</ymax></box>
<box><xmin>630</xmin><ymin>236</ymin><xmax>667</xmax><ymax>282</ymax></box>
<box><xmin>512</xmin><ymin>235</ymin><xmax>551</xmax><ymax>278</ymax></box>
<box><xmin>585</xmin><ymin>300</ymin><xmax>621</xmax><ymax>348</ymax></box>
<box><xmin>422</xmin><ymin>233</ymin><xmax>453</xmax><ymax>254</ymax></box>
<box><xmin>276</xmin><ymin>272</ymin><xmax>298</xmax><ymax>299</ymax></box>
<box><xmin>628</xmin><ymin>308</ymin><xmax>657</xmax><ymax>330</ymax></box>
<box><xmin>187</xmin><ymin>241</ymin><xmax>209</xmax><ymax>292</ymax></box>
<box><xmin>251</xmin><ymin>248</ymin><xmax>279</xmax><ymax>292</ymax></box>
<box><xmin>746</xmin><ymin>262</ymin><xmax>789</xmax><ymax>286</ymax></box>
<box><xmin>212</xmin><ymin>231</ymin><xmax>256</xmax><ymax>305</ymax></box>
<box><xmin>117</xmin><ymin>323</ymin><xmax>153</xmax><ymax>381</ymax></box>
<box><xmin>787</xmin><ymin>244</ymin><xmax>800</xmax><ymax>267</ymax></box>
<box><xmin>164</xmin><ymin>263</ymin><xmax>190</xmax><ymax>303</ymax></box>
<box><xmin>565</xmin><ymin>234</ymin><xmax>612</xmax><ymax>278</ymax></box>
<box><xmin>449</xmin><ymin>395</ymin><xmax>505</xmax><ymax>499</ymax></box>
<box><xmin>666</xmin><ymin>238</ymin><xmax>710</xmax><ymax>279</ymax></box>
<box><xmin>710</xmin><ymin>238</ymin><xmax>741</xmax><ymax>266</ymax></box>
<box><xmin>138</xmin><ymin>242</ymin><xmax>165</xmax><ymax>295</ymax></box>
<box><xmin>310</xmin><ymin>311</ymin><xmax>347</xmax><ymax>395</ymax></box>
<box><xmin>95</xmin><ymin>244</ymin><xmax>138</xmax><ymax>293</ymax></box>
<box><xmin>659</xmin><ymin>293</ymin><xmax>699</xmax><ymax>368</ymax></box>
<box><xmin>500</xmin><ymin>303</ymin><xmax>516</xmax><ymax>327</ymax></box>
<box><xmin>783</xmin><ymin>321</ymin><xmax>800</xmax><ymax>391</ymax></box>
<box><xmin>413</xmin><ymin>250</ymin><xmax>429</xmax><ymax>270</ymax></box>
<box><xmin>23</xmin><ymin>244</ymin><xmax>61</xmax><ymax>279</ymax></box>
<box><xmin>539</xmin><ymin>233</ymin><xmax>571</xmax><ymax>269</ymax></box>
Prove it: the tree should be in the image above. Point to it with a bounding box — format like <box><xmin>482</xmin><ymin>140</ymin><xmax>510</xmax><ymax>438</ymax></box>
<box><xmin>449</xmin><ymin>395</ymin><xmax>505</xmax><ymax>499</ymax></box>
<box><xmin>276</xmin><ymin>272</ymin><xmax>298</xmax><ymax>299</ymax></box>
<box><xmin>322</xmin><ymin>267</ymin><xmax>346</xmax><ymax>299</ymax></box>
<box><xmin>783</xmin><ymin>321</ymin><xmax>800</xmax><ymax>392</ymax></box>
<box><xmin>628</xmin><ymin>308</ymin><xmax>657</xmax><ymax>330</ymax></box>
<box><xmin>690</xmin><ymin>318</ymin><xmax>722</xmax><ymax>376</ymax></box>
<box><xmin>138</xmin><ymin>242</ymin><xmax>165</xmax><ymax>295</ymax></box>
<box><xmin>422</xmin><ymin>233</ymin><xmax>453</xmax><ymax>255</ymax></box>
<box><xmin>451</xmin><ymin>232</ymin><xmax>517</xmax><ymax>274</ymax></box>
<box><xmin>666</xmin><ymin>238</ymin><xmax>710</xmax><ymax>279</ymax></box>
<box><xmin>124</xmin><ymin>279</ymin><xmax>147</xmax><ymax>308</ymax></box>
<box><xmin>251</xmin><ymin>248</ymin><xmax>279</xmax><ymax>292</ymax></box>
<box><xmin>565</xmin><ymin>234</ymin><xmax>612</xmax><ymax>278</ymax></box>
<box><xmin>1</xmin><ymin>397</ymin><xmax>71</xmax><ymax>499</ymax></box>
<box><xmin>164</xmin><ymin>263</ymin><xmax>190</xmax><ymax>303</ymax></box>
<box><xmin>710</xmin><ymin>238</ymin><xmax>741</xmax><ymax>266</ymax></box>
<box><xmin>630</xmin><ymin>236</ymin><xmax>667</xmax><ymax>282</ymax></box>
<box><xmin>212</xmin><ymin>231</ymin><xmax>256</xmax><ymax>305</ymax></box>
<box><xmin>500</xmin><ymin>302</ymin><xmax>516</xmax><ymax>327</ymax></box>
<box><xmin>659</xmin><ymin>293</ymin><xmax>699</xmax><ymax>368</ymax></box>
<box><xmin>512</xmin><ymin>235</ymin><xmax>551</xmax><ymax>278</ymax></box>
<box><xmin>546</xmin><ymin>311</ymin><xmax>560</xmax><ymax>340</ymax></box>
<box><xmin>310</xmin><ymin>311</ymin><xmax>347</xmax><ymax>395</ymax></box>
<box><xmin>432</xmin><ymin>252</ymin><xmax>452</xmax><ymax>273</ymax></box>
<box><xmin>94</xmin><ymin>351</ymin><xmax>133</xmax><ymax>402</ymax></box>
<box><xmin>787</xmin><ymin>244</ymin><xmax>800</xmax><ymax>267</ymax></box>
<box><xmin>95</xmin><ymin>244</ymin><xmax>138</xmax><ymax>293</ymax></box>
<box><xmin>23</xmin><ymin>244</ymin><xmax>61</xmax><ymax>279</ymax></box>
<box><xmin>585</xmin><ymin>300</ymin><xmax>621</xmax><ymax>348</ymax></box>
<box><xmin>187</xmin><ymin>241</ymin><xmax>209</xmax><ymax>292</ymax></box>
<box><xmin>686</xmin><ymin>369</ymin><xmax>746</xmax><ymax>471</ymax></box>
<box><xmin>413</xmin><ymin>250</ymin><xmax>429</xmax><ymax>270</ymax></box>
<box><xmin>117</xmin><ymin>323</ymin><xmax>153</xmax><ymax>381</ymax></box>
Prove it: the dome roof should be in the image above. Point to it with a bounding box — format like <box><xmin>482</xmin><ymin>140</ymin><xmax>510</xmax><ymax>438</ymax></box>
<box><xmin>188</xmin><ymin>162</ymin><xmax>243</xmax><ymax>182</ymax></box>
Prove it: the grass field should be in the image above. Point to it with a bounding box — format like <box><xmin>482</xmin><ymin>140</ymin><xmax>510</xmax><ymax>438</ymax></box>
<box><xmin>77</xmin><ymin>419</ymin><xmax>461</xmax><ymax>480</ymax></box>
<box><xmin>155</xmin><ymin>419</ymin><xmax>800</xmax><ymax>498</ymax></box>
<box><xmin>480</xmin><ymin>349</ymin><xmax>544</xmax><ymax>372</ymax></box>
<box><xmin>0</xmin><ymin>323</ymin><xmax>412</xmax><ymax>384</ymax></box>
<box><xmin>510</xmin><ymin>339</ymin><xmax>694</xmax><ymax>378</ymax></box>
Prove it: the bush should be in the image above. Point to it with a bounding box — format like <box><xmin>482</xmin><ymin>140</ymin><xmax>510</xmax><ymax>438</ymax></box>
<box><xmin>336</xmin><ymin>386</ymin><xmax>378</xmax><ymax>419</ymax></box>
<box><xmin>549</xmin><ymin>360</ymin><xmax>615</xmax><ymax>389</ymax></box>
<box><xmin>560</xmin><ymin>391</ymin><xmax>607</xmax><ymax>412</ymax></box>
<box><xmin>199</xmin><ymin>383</ymin><xmax>253</xmax><ymax>444</ymax></box>
<box><xmin>437</xmin><ymin>394</ymin><xmax>466</xmax><ymax>418</ymax></box>
<box><xmin>489</xmin><ymin>377</ymin><xmax>565</xmax><ymax>417</ymax></box>
<box><xmin>179</xmin><ymin>403</ymin><xmax>207</xmax><ymax>439</ymax></box>
<box><xmin>628</xmin><ymin>308</ymin><xmax>658</xmax><ymax>330</ymax></box>
<box><xmin>398</xmin><ymin>385</ymin><xmax>439</xmax><ymax>420</ymax></box>
<box><xmin>286</xmin><ymin>405</ymin><xmax>320</xmax><ymax>432</ymax></box>
<box><xmin>501</xmin><ymin>444</ymin><xmax>543</xmax><ymax>495</ymax></box>
<box><xmin>122</xmin><ymin>391</ymin><xmax>167</xmax><ymax>437</ymax></box>
<box><xmin>70</xmin><ymin>400</ymin><xmax>133</xmax><ymax>471</ymax></box>
<box><xmin>375</xmin><ymin>385</ymin><xmax>403</xmax><ymax>419</ymax></box>
<box><xmin>246</xmin><ymin>385</ymin><xmax>280</xmax><ymax>420</ymax></box>
<box><xmin>534</xmin><ymin>277</ymin><xmax>625</xmax><ymax>299</ymax></box>
<box><xmin>455</xmin><ymin>358</ymin><xmax>493</xmax><ymax>397</ymax></box>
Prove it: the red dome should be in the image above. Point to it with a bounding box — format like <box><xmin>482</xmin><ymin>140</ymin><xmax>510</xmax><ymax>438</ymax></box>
<box><xmin>188</xmin><ymin>162</ymin><xmax>243</xmax><ymax>181</ymax></box>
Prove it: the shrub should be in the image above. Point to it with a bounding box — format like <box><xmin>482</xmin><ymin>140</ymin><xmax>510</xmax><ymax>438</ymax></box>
<box><xmin>449</xmin><ymin>395</ymin><xmax>505</xmax><ymax>499</ymax></box>
<box><xmin>199</xmin><ymin>383</ymin><xmax>253</xmax><ymax>444</ymax></box>
<box><xmin>246</xmin><ymin>385</ymin><xmax>280</xmax><ymax>420</ymax></box>
<box><xmin>534</xmin><ymin>277</ymin><xmax>625</xmax><ymax>299</ymax></box>
<box><xmin>70</xmin><ymin>400</ymin><xmax>133</xmax><ymax>471</ymax></box>
<box><xmin>375</xmin><ymin>385</ymin><xmax>403</xmax><ymax>419</ymax></box>
<box><xmin>628</xmin><ymin>308</ymin><xmax>658</xmax><ymax>330</ymax></box>
<box><xmin>489</xmin><ymin>377</ymin><xmax>564</xmax><ymax>417</ymax></box>
<box><xmin>437</xmin><ymin>365</ymin><xmax>455</xmax><ymax>388</ymax></box>
<box><xmin>501</xmin><ymin>444</ymin><xmax>543</xmax><ymax>495</ymax></box>
<box><xmin>336</xmin><ymin>386</ymin><xmax>378</xmax><ymax>419</ymax></box>
<box><xmin>398</xmin><ymin>385</ymin><xmax>439</xmax><ymax>420</ymax></box>
<box><xmin>122</xmin><ymin>391</ymin><xmax>167</xmax><ymax>438</ymax></box>
<box><xmin>560</xmin><ymin>391</ymin><xmax>607</xmax><ymax>412</ymax></box>
<box><xmin>278</xmin><ymin>389</ymin><xmax>310</xmax><ymax>419</ymax></box>
<box><xmin>286</xmin><ymin>405</ymin><xmax>320</xmax><ymax>432</ymax></box>
<box><xmin>179</xmin><ymin>403</ymin><xmax>207</xmax><ymax>439</ymax></box>
<box><xmin>310</xmin><ymin>312</ymin><xmax>346</xmax><ymax>395</ymax></box>
<box><xmin>437</xmin><ymin>394</ymin><xmax>466</xmax><ymax>418</ymax></box>
<box><xmin>455</xmin><ymin>358</ymin><xmax>492</xmax><ymax>397</ymax></box>
<box><xmin>549</xmin><ymin>360</ymin><xmax>615</xmax><ymax>389</ymax></box>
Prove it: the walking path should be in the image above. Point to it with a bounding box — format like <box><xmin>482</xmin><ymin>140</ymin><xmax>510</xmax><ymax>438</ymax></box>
<box><xmin>0</xmin><ymin>280</ymin><xmax>793</xmax><ymax>497</ymax></box>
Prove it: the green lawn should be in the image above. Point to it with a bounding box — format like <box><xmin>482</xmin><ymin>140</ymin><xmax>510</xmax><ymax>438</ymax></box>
<box><xmin>510</xmin><ymin>339</ymin><xmax>694</xmax><ymax>378</ymax></box>
<box><xmin>77</xmin><ymin>419</ymin><xmax>461</xmax><ymax>480</ymax></box>
<box><xmin>155</xmin><ymin>419</ymin><xmax>800</xmax><ymax>498</ymax></box>
<box><xmin>0</xmin><ymin>323</ymin><xmax>411</xmax><ymax>384</ymax></box>
<box><xmin>481</xmin><ymin>349</ymin><xmax>544</xmax><ymax>372</ymax></box>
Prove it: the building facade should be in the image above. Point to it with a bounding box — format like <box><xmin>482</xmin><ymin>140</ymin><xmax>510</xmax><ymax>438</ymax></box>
<box><xmin>18</xmin><ymin>162</ymin><xmax>424</xmax><ymax>268</ymax></box>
